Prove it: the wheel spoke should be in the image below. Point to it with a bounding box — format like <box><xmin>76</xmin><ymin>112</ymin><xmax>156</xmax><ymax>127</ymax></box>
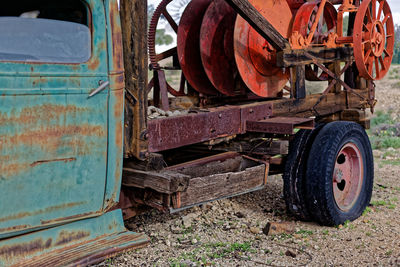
<box><xmin>384</xmin><ymin>49</ymin><xmax>390</xmax><ymax>56</ymax></box>
<box><xmin>162</xmin><ymin>10</ymin><xmax>178</xmax><ymax>33</ymax></box>
<box><xmin>363</xmin><ymin>23</ymin><xmax>371</xmax><ymax>33</ymax></box>
<box><xmin>375</xmin><ymin>57</ymin><xmax>380</xmax><ymax>78</ymax></box>
<box><xmin>364</xmin><ymin>49</ymin><xmax>372</xmax><ymax>63</ymax></box>
<box><xmin>382</xmin><ymin>13</ymin><xmax>390</xmax><ymax>25</ymax></box>
<box><xmin>377</xmin><ymin>0</ymin><xmax>385</xmax><ymax>20</ymax></box>
<box><xmin>379</xmin><ymin>56</ymin><xmax>386</xmax><ymax>70</ymax></box>
<box><xmin>371</xmin><ymin>0</ymin><xmax>377</xmax><ymax>20</ymax></box>
<box><xmin>368</xmin><ymin>58</ymin><xmax>374</xmax><ymax>74</ymax></box>
<box><xmin>366</xmin><ymin>7</ymin><xmax>373</xmax><ymax>23</ymax></box>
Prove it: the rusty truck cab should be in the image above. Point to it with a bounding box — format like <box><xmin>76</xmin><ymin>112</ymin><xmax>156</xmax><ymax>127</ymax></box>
<box><xmin>0</xmin><ymin>0</ymin><xmax>148</xmax><ymax>265</ymax></box>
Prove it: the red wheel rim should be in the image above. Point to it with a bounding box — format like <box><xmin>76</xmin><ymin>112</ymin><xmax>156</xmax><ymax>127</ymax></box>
<box><xmin>333</xmin><ymin>143</ymin><xmax>364</xmax><ymax>212</ymax></box>
<box><xmin>354</xmin><ymin>0</ymin><xmax>395</xmax><ymax>80</ymax></box>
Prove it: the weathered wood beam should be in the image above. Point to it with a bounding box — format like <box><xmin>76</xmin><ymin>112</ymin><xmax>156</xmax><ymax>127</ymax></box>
<box><xmin>277</xmin><ymin>47</ymin><xmax>354</xmax><ymax>67</ymax></box>
<box><xmin>224</xmin><ymin>0</ymin><xmax>289</xmax><ymax>51</ymax></box>
<box><xmin>120</xmin><ymin>0</ymin><xmax>149</xmax><ymax>159</ymax></box>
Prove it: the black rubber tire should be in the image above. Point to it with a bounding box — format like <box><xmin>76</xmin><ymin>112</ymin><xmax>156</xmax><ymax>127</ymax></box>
<box><xmin>283</xmin><ymin>124</ymin><xmax>324</xmax><ymax>221</ymax></box>
<box><xmin>305</xmin><ymin>121</ymin><xmax>374</xmax><ymax>226</ymax></box>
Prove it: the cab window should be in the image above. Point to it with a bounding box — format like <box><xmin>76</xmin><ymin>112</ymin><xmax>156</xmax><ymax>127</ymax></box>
<box><xmin>0</xmin><ymin>0</ymin><xmax>91</xmax><ymax>63</ymax></box>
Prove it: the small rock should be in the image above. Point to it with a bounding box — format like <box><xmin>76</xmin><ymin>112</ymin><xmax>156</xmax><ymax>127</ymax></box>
<box><xmin>182</xmin><ymin>213</ymin><xmax>197</xmax><ymax>228</ymax></box>
<box><xmin>170</xmin><ymin>225</ymin><xmax>181</xmax><ymax>234</ymax></box>
<box><xmin>314</xmin><ymin>245</ymin><xmax>320</xmax><ymax>250</ymax></box>
<box><xmin>234</xmin><ymin>212</ymin><xmax>246</xmax><ymax>218</ymax></box>
<box><xmin>285</xmin><ymin>250</ymin><xmax>297</xmax><ymax>258</ymax></box>
<box><xmin>192</xmin><ymin>238</ymin><xmax>198</xmax><ymax>244</ymax></box>
<box><xmin>250</xmin><ymin>227</ymin><xmax>261</xmax><ymax>234</ymax></box>
<box><xmin>165</xmin><ymin>240</ymin><xmax>171</xmax><ymax>246</ymax></box>
<box><xmin>293</xmin><ymin>234</ymin><xmax>302</xmax><ymax>239</ymax></box>
<box><xmin>263</xmin><ymin>222</ymin><xmax>295</xmax><ymax>236</ymax></box>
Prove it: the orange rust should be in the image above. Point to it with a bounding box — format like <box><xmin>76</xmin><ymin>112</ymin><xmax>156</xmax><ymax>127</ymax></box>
<box><xmin>5</xmin><ymin>125</ymin><xmax>105</xmax><ymax>146</ymax></box>
<box><xmin>0</xmin><ymin>202</ymin><xmax>86</xmax><ymax>223</ymax></box>
<box><xmin>40</xmin><ymin>212</ymin><xmax>98</xmax><ymax>225</ymax></box>
<box><xmin>0</xmin><ymin>225</ymin><xmax>31</xmax><ymax>234</ymax></box>
<box><xmin>0</xmin><ymin>104</ymin><xmax>88</xmax><ymax>125</ymax></box>
<box><xmin>88</xmin><ymin>57</ymin><xmax>101</xmax><ymax>71</ymax></box>
<box><xmin>112</xmin><ymin>89</ymin><xmax>124</xmax><ymax>203</ymax></box>
<box><xmin>109</xmin><ymin>1</ymin><xmax>124</xmax><ymax>71</ymax></box>
<box><xmin>0</xmin><ymin>238</ymin><xmax>52</xmax><ymax>259</ymax></box>
<box><xmin>55</xmin><ymin>230</ymin><xmax>90</xmax><ymax>246</ymax></box>
<box><xmin>30</xmin><ymin>157</ymin><xmax>77</xmax><ymax>167</ymax></box>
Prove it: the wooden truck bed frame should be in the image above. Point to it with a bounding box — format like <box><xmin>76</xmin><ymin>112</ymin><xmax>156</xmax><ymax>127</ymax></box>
<box><xmin>118</xmin><ymin>0</ymin><xmax>374</xmax><ymax>217</ymax></box>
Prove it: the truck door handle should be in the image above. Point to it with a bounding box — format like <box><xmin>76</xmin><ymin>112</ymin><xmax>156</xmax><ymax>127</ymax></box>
<box><xmin>89</xmin><ymin>80</ymin><xmax>110</xmax><ymax>97</ymax></box>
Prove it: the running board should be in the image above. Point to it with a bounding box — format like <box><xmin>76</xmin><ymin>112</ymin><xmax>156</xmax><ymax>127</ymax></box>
<box><xmin>0</xmin><ymin>210</ymin><xmax>149</xmax><ymax>267</ymax></box>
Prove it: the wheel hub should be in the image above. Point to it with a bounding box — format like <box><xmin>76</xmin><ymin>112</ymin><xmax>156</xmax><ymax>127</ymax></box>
<box><xmin>371</xmin><ymin>21</ymin><xmax>385</xmax><ymax>57</ymax></box>
<box><xmin>333</xmin><ymin>143</ymin><xmax>364</xmax><ymax>212</ymax></box>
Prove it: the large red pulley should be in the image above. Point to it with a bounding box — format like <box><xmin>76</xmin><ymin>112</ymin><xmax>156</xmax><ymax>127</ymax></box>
<box><xmin>200</xmin><ymin>0</ymin><xmax>240</xmax><ymax>96</ymax></box>
<box><xmin>233</xmin><ymin>0</ymin><xmax>291</xmax><ymax>97</ymax></box>
<box><xmin>177</xmin><ymin>0</ymin><xmax>218</xmax><ymax>95</ymax></box>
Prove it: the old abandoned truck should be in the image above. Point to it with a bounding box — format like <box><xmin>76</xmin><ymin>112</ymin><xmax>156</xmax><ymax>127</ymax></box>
<box><xmin>0</xmin><ymin>0</ymin><xmax>394</xmax><ymax>265</ymax></box>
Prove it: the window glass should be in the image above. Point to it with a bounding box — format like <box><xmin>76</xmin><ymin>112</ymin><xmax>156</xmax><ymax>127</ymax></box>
<box><xmin>0</xmin><ymin>0</ymin><xmax>91</xmax><ymax>63</ymax></box>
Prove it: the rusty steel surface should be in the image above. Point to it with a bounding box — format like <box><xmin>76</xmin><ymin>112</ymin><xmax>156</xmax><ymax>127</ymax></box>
<box><xmin>354</xmin><ymin>0</ymin><xmax>394</xmax><ymax>80</ymax></box>
<box><xmin>0</xmin><ymin>210</ymin><xmax>149</xmax><ymax>266</ymax></box>
<box><xmin>147</xmin><ymin>106</ymin><xmax>241</xmax><ymax>152</ymax></box>
<box><xmin>233</xmin><ymin>0</ymin><xmax>290</xmax><ymax>97</ymax></box>
<box><xmin>177</xmin><ymin>0</ymin><xmax>218</xmax><ymax>95</ymax></box>
<box><xmin>147</xmin><ymin>101</ymin><xmax>275</xmax><ymax>152</ymax></box>
<box><xmin>0</xmin><ymin>0</ymin><xmax>112</xmax><ymax>239</ymax></box>
<box><xmin>246</xmin><ymin>117</ymin><xmax>315</xmax><ymax>135</ymax></box>
<box><xmin>200</xmin><ymin>0</ymin><xmax>239</xmax><ymax>96</ymax></box>
<box><xmin>0</xmin><ymin>0</ymin><xmax>150</xmax><ymax>265</ymax></box>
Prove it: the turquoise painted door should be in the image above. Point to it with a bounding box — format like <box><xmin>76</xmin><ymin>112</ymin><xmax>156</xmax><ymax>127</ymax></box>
<box><xmin>0</xmin><ymin>1</ymin><xmax>110</xmax><ymax>238</ymax></box>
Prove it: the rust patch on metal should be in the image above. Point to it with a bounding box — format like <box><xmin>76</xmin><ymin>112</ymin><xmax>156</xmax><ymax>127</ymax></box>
<box><xmin>88</xmin><ymin>57</ymin><xmax>101</xmax><ymax>71</ymax></box>
<box><xmin>0</xmin><ymin>238</ymin><xmax>52</xmax><ymax>258</ymax></box>
<box><xmin>5</xmin><ymin>125</ymin><xmax>105</xmax><ymax>146</ymax></box>
<box><xmin>55</xmin><ymin>230</ymin><xmax>90</xmax><ymax>246</ymax></box>
<box><xmin>0</xmin><ymin>104</ymin><xmax>88</xmax><ymax>125</ymax></box>
<box><xmin>0</xmin><ymin>202</ymin><xmax>86</xmax><ymax>223</ymax></box>
<box><xmin>109</xmin><ymin>1</ymin><xmax>124</xmax><ymax>71</ymax></box>
<box><xmin>0</xmin><ymin>225</ymin><xmax>31</xmax><ymax>234</ymax></box>
<box><xmin>30</xmin><ymin>157</ymin><xmax>77</xmax><ymax>167</ymax></box>
<box><xmin>40</xmin><ymin>212</ymin><xmax>99</xmax><ymax>225</ymax></box>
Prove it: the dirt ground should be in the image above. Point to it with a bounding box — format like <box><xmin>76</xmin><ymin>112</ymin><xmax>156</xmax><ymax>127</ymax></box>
<box><xmin>96</xmin><ymin>67</ymin><xmax>400</xmax><ymax>267</ymax></box>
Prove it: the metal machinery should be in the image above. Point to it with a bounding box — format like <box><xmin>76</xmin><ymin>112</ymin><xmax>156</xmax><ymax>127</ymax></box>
<box><xmin>0</xmin><ymin>0</ymin><xmax>395</xmax><ymax>265</ymax></box>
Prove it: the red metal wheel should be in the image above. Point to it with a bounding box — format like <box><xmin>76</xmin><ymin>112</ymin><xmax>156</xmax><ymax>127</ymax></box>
<box><xmin>177</xmin><ymin>0</ymin><xmax>219</xmax><ymax>95</ymax></box>
<box><xmin>354</xmin><ymin>0</ymin><xmax>395</xmax><ymax>80</ymax></box>
<box><xmin>148</xmin><ymin>0</ymin><xmax>188</xmax><ymax>97</ymax></box>
<box><xmin>291</xmin><ymin>1</ymin><xmax>337</xmax><ymax>81</ymax></box>
<box><xmin>233</xmin><ymin>0</ymin><xmax>291</xmax><ymax>97</ymax></box>
<box><xmin>200</xmin><ymin>0</ymin><xmax>239</xmax><ymax>96</ymax></box>
<box><xmin>333</xmin><ymin>143</ymin><xmax>364</xmax><ymax>212</ymax></box>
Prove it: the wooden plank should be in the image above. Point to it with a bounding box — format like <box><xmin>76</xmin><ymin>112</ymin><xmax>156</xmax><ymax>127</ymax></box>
<box><xmin>122</xmin><ymin>168</ymin><xmax>190</xmax><ymax>194</ymax></box>
<box><xmin>224</xmin><ymin>0</ymin><xmax>289</xmax><ymax>51</ymax></box>
<box><xmin>271</xmin><ymin>90</ymin><xmax>368</xmax><ymax>117</ymax></box>
<box><xmin>177</xmin><ymin>165</ymin><xmax>266</xmax><ymax>208</ymax></box>
<box><xmin>290</xmin><ymin>66</ymin><xmax>306</xmax><ymax>99</ymax></box>
<box><xmin>277</xmin><ymin>47</ymin><xmax>354</xmax><ymax>67</ymax></box>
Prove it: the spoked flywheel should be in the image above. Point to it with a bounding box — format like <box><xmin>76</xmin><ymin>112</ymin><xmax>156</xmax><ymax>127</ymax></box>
<box><xmin>354</xmin><ymin>0</ymin><xmax>395</xmax><ymax>80</ymax></box>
